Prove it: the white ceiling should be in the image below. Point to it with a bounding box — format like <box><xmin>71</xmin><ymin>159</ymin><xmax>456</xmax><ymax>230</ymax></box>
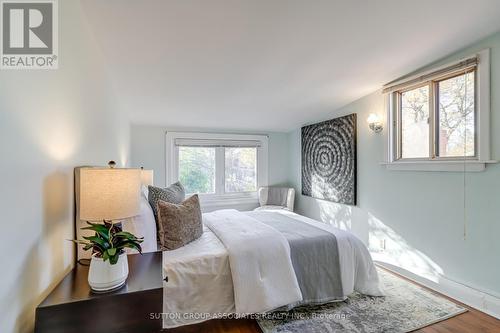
<box><xmin>81</xmin><ymin>0</ymin><xmax>500</xmax><ymax>132</ymax></box>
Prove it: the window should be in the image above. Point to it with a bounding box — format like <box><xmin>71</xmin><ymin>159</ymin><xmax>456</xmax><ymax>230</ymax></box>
<box><xmin>166</xmin><ymin>132</ymin><xmax>268</xmax><ymax>204</ymax></box>
<box><xmin>400</xmin><ymin>84</ymin><xmax>431</xmax><ymax>159</ymax></box>
<box><xmin>178</xmin><ymin>146</ymin><xmax>215</xmax><ymax>194</ymax></box>
<box><xmin>384</xmin><ymin>49</ymin><xmax>492</xmax><ymax>172</ymax></box>
<box><xmin>396</xmin><ymin>70</ymin><xmax>475</xmax><ymax>160</ymax></box>
<box><xmin>437</xmin><ymin>72</ymin><xmax>475</xmax><ymax>157</ymax></box>
<box><xmin>225</xmin><ymin>147</ymin><xmax>257</xmax><ymax>193</ymax></box>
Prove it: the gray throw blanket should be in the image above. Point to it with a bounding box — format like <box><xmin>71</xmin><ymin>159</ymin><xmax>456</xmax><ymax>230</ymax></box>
<box><xmin>245</xmin><ymin>211</ymin><xmax>344</xmax><ymax>305</ymax></box>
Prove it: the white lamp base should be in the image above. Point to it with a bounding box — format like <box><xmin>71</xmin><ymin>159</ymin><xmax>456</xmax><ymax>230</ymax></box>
<box><xmin>88</xmin><ymin>253</ymin><xmax>129</xmax><ymax>292</ymax></box>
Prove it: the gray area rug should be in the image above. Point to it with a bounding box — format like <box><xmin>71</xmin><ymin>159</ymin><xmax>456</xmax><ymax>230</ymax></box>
<box><xmin>257</xmin><ymin>268</ymin><xmax>466</xmax><ymax>333</ymax></box>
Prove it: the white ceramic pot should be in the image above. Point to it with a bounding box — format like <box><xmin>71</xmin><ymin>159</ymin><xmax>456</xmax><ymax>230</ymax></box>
<box><xmin>88</xmin><ymin>253</ymin><xmax>129</xmax><ymax>292</ymax></box>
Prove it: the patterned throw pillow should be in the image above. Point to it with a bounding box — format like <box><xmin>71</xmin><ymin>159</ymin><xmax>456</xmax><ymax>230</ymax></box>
<box><xmin>157</xmin><ymin>194</ymin><xmax>203</xmax><ymax>250</ymax></box>
<box><xmin>148</xmin><ymin>182</ymin><xmax>185</xmax><ymax>221</ymax></box>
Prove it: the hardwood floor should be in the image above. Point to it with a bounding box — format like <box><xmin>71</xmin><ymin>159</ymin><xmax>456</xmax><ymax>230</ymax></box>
<box><xmin>165</xmin><ymin>268</ymin><xmax>500</xmax><ymax>333</ymax></box>
<box><xmin>165</xmin><ymin>319</ymin><xmax>261</xmax><ymax>333</ymax></box>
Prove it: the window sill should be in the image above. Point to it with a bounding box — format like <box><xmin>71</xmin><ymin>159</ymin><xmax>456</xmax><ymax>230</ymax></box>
<box><xmin>380</xmin><ymin>160</ymin><xmax>497</xmax><ymax>172</ymax></box>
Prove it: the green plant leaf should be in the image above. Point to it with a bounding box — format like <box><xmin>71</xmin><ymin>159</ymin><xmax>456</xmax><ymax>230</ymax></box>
<box><xmin>82</xmin><ymin>236</ymin><xmax>109</xmax><ymax>252</ymax></box>
<box><xmin>114</xmin><ymin>237</ymin><xmax>142</xmax><ymax>246</ymax></box>
<box><xmin>113</xmin><ymin>231</ymin><xmax>141</xmax><ymax>240</ymax></box>
<box><xmin>75</xmin><ymin>222</ymin><xmax>146</xmax><ymax>260</ymax></box>
<box><xmin>118</xmin><ymin>241</ymin><xmax>143</xmax><ymax>254</ymax></box>
<box><xmin>109</xmin><ymin>253</ymin><xmax>119</xmax><ymax>265</ymax></box>
<box><xmin>82</xmin><ymin>223</ymin><xmax>110</xmax><ymax>240</ymax></box>
<box><xmin>83</xmin><ymin>235</ymin><xmax>108</xmax><ymax>246</ymax></box>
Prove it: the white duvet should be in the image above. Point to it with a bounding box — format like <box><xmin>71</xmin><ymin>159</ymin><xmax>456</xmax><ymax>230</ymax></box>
<box><xmin>162</xmin><ymin>209</ymin><xmax>383</xmax><ymax>328</ymax></box>
<box><xmin>203</xmin><ymin>210</ymin><xmax>302</xmax><ymax>314</ymax></box>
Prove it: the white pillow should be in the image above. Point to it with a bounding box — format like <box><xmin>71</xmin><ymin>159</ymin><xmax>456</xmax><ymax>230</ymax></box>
<box><xmin>122</xmin><ymin>192</ymin><xmax>158</xmax><ymax>253</ymax></box>
<box><xmin>141</xmin><ymin>185</ymin><xmax>149</xmax><ymax>199</ymax></box>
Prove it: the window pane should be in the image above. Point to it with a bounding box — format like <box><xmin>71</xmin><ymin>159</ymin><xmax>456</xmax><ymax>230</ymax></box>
<box><xmin>437</xmin><ymin>71</ymin><xmax>475</xmax><ymax>157</ymax></box>
<box><xmin>401</xmin><ymin>85</ymin><xmax>430</xmax><ymax>158</ymax></box>
<box><xmin>179</xmin><ymin>147</ymin><xmax>215</xmax><ymax>194</ymax></box>
<box><xmin>225</xmin><ymin>148</ymin><xmax>257</xmax><ymax>193</ymax></box>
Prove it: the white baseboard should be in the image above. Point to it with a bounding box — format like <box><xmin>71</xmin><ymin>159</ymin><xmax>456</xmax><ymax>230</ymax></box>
<box><xmin>375</xmin><ymin>261</ymin><xmax>500</xmax><ymax>320</ymax></box>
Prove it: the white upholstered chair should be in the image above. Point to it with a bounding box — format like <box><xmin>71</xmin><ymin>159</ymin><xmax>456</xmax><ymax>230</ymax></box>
<box><xmin>255</xmin><ymin>187</ymin><xmax>295</xmax><ymax>211</ymax></box>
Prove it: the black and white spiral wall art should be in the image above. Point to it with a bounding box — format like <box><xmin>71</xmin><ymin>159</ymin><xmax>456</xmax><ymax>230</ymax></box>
<box><xmin>301</xmin><ymin>113</ymin><xmax>357</xmax><ymax>205</ymax></box>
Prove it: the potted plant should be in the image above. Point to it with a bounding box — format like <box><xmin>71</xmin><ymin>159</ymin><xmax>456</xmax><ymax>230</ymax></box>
<box><xmin>73</xmin><ymin>221</ymin><xmax>144</xmax><ymax>292</ymax></box>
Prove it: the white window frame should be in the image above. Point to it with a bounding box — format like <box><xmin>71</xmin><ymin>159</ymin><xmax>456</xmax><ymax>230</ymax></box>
<box><xmin>383</xmin><ymin>49</ymin><xmax>495</xmax><ymax>172</ymax></box>
<box><xmin>166</xmin><ymin>131</ymin><xmax>268</xmax><ymax>207</ymax></box>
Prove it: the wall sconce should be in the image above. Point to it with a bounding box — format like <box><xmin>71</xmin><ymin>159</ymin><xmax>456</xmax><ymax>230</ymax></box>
<box><xmin>367</xmin><ymin>113</ymin><xmax>383</xmax><ymax>133</ymax></box>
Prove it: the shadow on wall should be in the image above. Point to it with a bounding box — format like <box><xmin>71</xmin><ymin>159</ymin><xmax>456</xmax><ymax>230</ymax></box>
<box><xmin>15</xmin><ymin>171</ymin><xmax>74</xmax><ymax>333</ymax></box>
<box><xmin>297</xmin><ymin>194</ymin><xmax>443</xmax><ymax>283</ymax></box>
<box><xmin>367</xmin><ymin>213</ymin><xmax>443</xmax><ymax>283</ymax></box>
<box><xmin>297</xmin><ymin>195</ymin><xmax>368</xmax><ymax>244</ymax></box>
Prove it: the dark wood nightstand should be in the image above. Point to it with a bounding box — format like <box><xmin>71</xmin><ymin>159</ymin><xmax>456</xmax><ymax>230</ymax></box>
<box><xmin>35</xmin><ymin>252</ymin><xmax>163</xmax><ymax>333</ymax></box>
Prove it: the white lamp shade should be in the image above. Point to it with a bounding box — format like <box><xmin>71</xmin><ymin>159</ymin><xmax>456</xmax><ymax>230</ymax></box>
<box><xmin>80</xmin><ymin>168</ymin><xmax>141</xmax><ymax>221</ymax></box>
<box><xmin>141</xmin><ymin>169</ymin><xmax>154</xmax><ymax>186</ymax></box>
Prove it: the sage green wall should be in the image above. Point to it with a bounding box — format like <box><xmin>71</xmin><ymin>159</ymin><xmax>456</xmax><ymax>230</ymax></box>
<box><xmin>130</xmin><ymin>125</ymin><xmax>290</xmax><ymax>188</ymax></box>
<box><xmin>288</xmin><ymin>31</ymin><xmax>500</xmax><ymax>297</ymax></box>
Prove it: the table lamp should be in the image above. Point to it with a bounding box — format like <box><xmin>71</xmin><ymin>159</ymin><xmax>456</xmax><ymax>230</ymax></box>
<box><xmin>140</xmin><ymin>167</ymin><xmax>154</xmax><ymax>187</ymax></box>
<box><xmin>78</xmin><ymin>162</ymin><xmax>142</xmax><ymax>292</ymax></box>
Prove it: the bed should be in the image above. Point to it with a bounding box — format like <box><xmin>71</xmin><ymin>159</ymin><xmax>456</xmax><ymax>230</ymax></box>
<box><xmin>74</xmin><ymin>169</ymin><xmax>382</xmax><ymax>329</ymax></box>
<box><xmin>162</xmin><ymin>209</ymin><xmax>383</xmax><ymax>328</ymax></box>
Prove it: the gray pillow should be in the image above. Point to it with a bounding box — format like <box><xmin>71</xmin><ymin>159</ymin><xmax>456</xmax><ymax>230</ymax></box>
<box><xmin>157</xmin><ymin>194</ymin><xmax>203</xmax><ymax>250</ymax></box>
<box><xmin>148</xmin><ymin>182</ymin><xmax>185</xmax><ymax>221</ymax></box>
